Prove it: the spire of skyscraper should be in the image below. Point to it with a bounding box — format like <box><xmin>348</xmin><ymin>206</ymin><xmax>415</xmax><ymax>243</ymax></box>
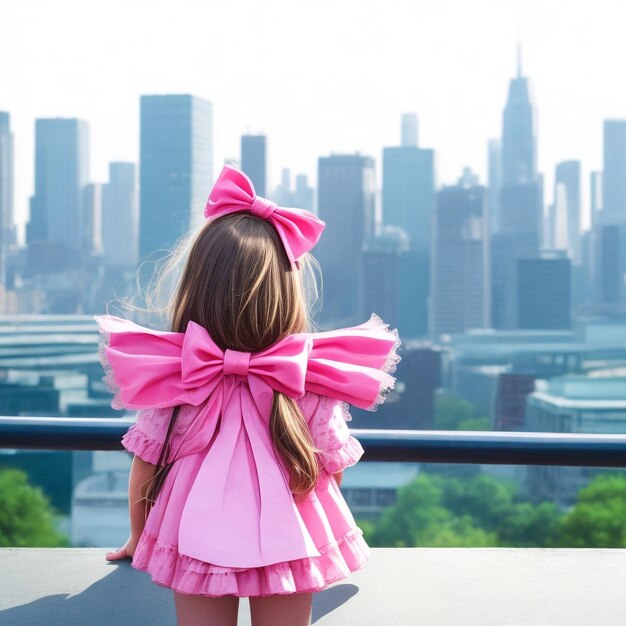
<box><xmin>501</xmin><ymin>48</ymin><xmax>537</xmax><ymax>186</ymax></box>
<box><xmin>517</xmin><ymin>41</ymin><xmax>522</xmax><ymax>77</ymax></box>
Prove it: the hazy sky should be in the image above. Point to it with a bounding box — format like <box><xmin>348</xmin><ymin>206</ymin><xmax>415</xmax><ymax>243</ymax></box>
<box><xmin>3</xmin><ymin>0</ymin><xmax>626</xmax><ymax>242</ymax></box>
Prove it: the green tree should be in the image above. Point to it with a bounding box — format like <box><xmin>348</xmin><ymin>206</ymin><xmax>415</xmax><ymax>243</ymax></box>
<box><xmin>434</xmin><ymin>393</ymin><xmax>490</xmax><ymax>431</ymax></box>
<box><xmin>368</xmin><ymin>472</ymin><xmax>564</xmax><ymax>548</ymax></box>
<box><xmin>497</xmin><ymin>501</ymin><xmax>563</xmax><ymax>547</ymax></box>
<box><xmin>440</xmin><ymin>474</ymin><xmax>516</xmax><ymax>532</ymax></box>
<box><xmin>559</xmin><ymin>473</ymin><xmax>626</xmax><ymax>547</ymax></box>
<box><xmin>0</xmin><ymin>468</ymin><xmax>69</xmax><ymax>547</ymax></box>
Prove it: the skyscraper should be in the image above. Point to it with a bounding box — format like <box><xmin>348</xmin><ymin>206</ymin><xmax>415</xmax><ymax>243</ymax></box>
<box><xmin>548</xmin><ymin>161</ymin><xmax>581</xmax><ymax>262</ymax></box>
<box><xmin>316</xmin><ymin>154</ymin><xmax>376</xmax><ymax>327</ymax></box>
<box><xmin>493</xmin><ymin>51</ymin><xmax>542</xmax><ymax>329</ymax></box>
<box><xmin>362</xmin><ymin>226</ymin><xmax>410</xmax><ymax>330</ymax></box>
<box><xmin>82</xmin><ymin>183</ymin><xmax>103</xmax><ymax>256</ymax></box>
<box><xmin>431</xmin><ymin>180</ymin><xmax>490</xmax><ymax>336</ymax></box>
<box><xmin>401</xmin><ymin>113</ymin><xmax>418</xmax><ymax>147</ymax></box>
<box><xmin>28</xmin><ymin>118</ymin><xmax>89</xmax><ymax>257</ymax></box>
<box><xmin>602</xmin><ymin>120</ymin><xmax>626</xmax><ymax>225</ymax></box>
<box><xmin>382</xmin><ymin>144</ymin><xmax>435</xmax><ymax>338</ymax></box>
<box><xmin>501</xmin><ymin>49</ymin><xmax>537</xmax><ymax>186</ymax></box>
<box><xmin>487</xmin><ymin>138</ymin><xmax>502</xmax><ymax>234</ymax></box>
<box><xmin>0</xmin><ymin>112</ymin><xmax>14</xmax><ymax>286</ymax></box>
<box><xmin>102</xmin><ymin>162</ymin><xmax>138</xmax><ymax>268</ymax></box>
<box><xmin>517</xmin><ymin>251</ymin><xmax>571</xmax><ymax>329</ymax></box>
<box><xmin>139</xmin><ymin>95</ymin><xmax>212</xmax><ymax>265</ymax></box>
<box><xmin>241</xmin><ymin>135</ymin><xmax>267</xmax><ymax>197</ymax></box>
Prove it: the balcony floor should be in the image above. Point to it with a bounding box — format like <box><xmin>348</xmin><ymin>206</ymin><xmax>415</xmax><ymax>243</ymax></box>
<box><xmin>1</xmin><ymin>547</ymin><xmax>625</xmax><ymax>625</ymax></box>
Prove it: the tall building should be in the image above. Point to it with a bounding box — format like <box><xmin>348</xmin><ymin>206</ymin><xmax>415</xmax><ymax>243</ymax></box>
<box><xmin>241</xmin><ymin>135</ymin><xmax>267</xmax><ymax>197</ymax></box>
<box><xmin>487</xmin><ymin>138</ymin><xmax>502</xmax><ymax>234</ymax></box>
<box><xmin>501</xmin><ymin>48</ymin><xmax>537</xmax><ymax>187</ymax></box>
<box><xmin>82</xmin><ymin>183</ymin><xmax>103</xmax><ymax>256</ymax></box>
<box><xmin>362</xmin><ymin>226</ymin><xmax>410</xmax><ymax>330</ymax></box>
<box><xmin>294</xmin><ymin>174</ymin><xmax>314</xmax><ymax>213</ymax></box>
<box><xmin>493</xmin><ymin>52</ymin><xmax>542</xmax><ymax>329</ymax></box>
<box><xmin>602</xmin><ymin>120</ymin><xmax>626</xmax><ymax>225</ymax></box>
<box><xmin>139</xmin><ymin>95</ymin><xmax>212</xmax><ymax>265</ymax></box>
<box><xmin>598</xmin><ymin>223</ymin><xmax>626</xmax><ymax>304</ymax></box>
<box><xmin>431</xmin><ymin>179</ymin><xmax>490</xmax><ymax>336</ymax></box>
<box><xmin>102</xmin><ymin>162</ymin><xmax>138</xmax><ymax>268</ymax></box>
<box><xmin>590</xmin><ymin>171</ymin><xmax>603</xmax><ymax>229</ymax></box>
<box><xmin>516</xmin><ymin>250</ymin><xmax>571</xmax><ymax>329</ymax></box>
<box><xmin>316</xmin><ymin>154</ymin><xmax>376</xmax><ymax>327</ymax></box>
<box><xmin>28</xmin><ymin>118</ymin><xmax>90</xmax><ymax>257</ymax></box>
<box><xmin>271</xmin><ymin>169</ymin><xmax>314</xmax><ymax>213</ymax></box>
<box><xmin>548</xmin><ymin>161</ymin><xmax>581</xmax><ymax>262</ymax></box>
<box><xmin>0</xmin><ymin>112</ymin><xmax>14</xmax><ymax>286</ymax></box>
<box><xmin>401</xmin><ymin>113</ymin><xmax>418</xmax><ymax>147</ymax></box>
<box><xmin>382</xmin><ymin>145</ymin><xmax>435</xmax><ymax>338</ymax></box>
<box><xmin>492</xmin><ymin>180</ymin><xmax>543</xmax><ymax>329</ymax></box>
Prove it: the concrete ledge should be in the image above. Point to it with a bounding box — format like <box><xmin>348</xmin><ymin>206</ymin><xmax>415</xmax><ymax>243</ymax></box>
<box><xmin>1</xmin><ymin>547</ymin><xmax>625</xmax><ymax>625</ymax></box>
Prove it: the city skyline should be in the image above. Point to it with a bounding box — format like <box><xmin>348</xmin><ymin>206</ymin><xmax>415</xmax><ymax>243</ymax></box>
<box><xmin>2</xmin><ymin>0</ymin><xmax>626</xmax><ymax>243</ymax></box>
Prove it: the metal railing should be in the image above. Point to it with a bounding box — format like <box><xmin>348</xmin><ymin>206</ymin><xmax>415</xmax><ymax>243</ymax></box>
<box><xmin>2</xmin><ymin>415</ymin><xmax>626</xmax><ymax>467</ymax></box>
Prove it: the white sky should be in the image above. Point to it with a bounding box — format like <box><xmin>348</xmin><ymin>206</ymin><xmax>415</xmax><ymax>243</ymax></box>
<box><xmin>3</xmin><ymin>0</ymin><xmax>626</xmax><ymax>243</ymax></box>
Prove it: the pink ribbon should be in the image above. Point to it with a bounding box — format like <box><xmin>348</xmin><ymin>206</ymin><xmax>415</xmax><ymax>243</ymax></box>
<box><xmin>204</xmin><ymin>164</ymin><xmax>326</xmax><ymax>269</ymax></box>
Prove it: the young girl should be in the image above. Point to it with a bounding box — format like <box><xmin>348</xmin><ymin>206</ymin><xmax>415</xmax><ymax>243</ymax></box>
<box><xmin>97</xmin><ymin>164</ymin><xmax>400</xmax><ymax>626</ymax></box>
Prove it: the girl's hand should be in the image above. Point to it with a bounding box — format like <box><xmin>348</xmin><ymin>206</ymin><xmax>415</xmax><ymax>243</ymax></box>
<box><xmin>105</xmin><ymin>535</ymin><xmax>139</xmax><ymax>561</ymax></box>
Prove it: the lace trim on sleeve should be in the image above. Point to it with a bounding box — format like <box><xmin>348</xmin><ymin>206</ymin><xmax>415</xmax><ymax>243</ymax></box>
<box><xmin>97</xmin><ymin>321</ymin><xmax>125</xmax><ymax>410</ymax></box>
<box><xmin>364</xmin><ymin>313</ymin><xmax>401</xmax><ymax>411</ymax></box>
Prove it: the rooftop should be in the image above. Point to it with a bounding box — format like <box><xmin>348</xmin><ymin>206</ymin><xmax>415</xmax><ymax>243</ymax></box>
<box><xmin>2</xmin><ymin>547</ymin><xmax>625</xmax><ymax>625</ymax></box>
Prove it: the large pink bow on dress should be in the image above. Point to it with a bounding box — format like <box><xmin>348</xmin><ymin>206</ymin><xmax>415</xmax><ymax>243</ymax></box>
<box><xmin>204</xmin><ymin>164</ymin><xmax>326</xmax><ymax>269</ymax></box>
<box><xmin>95</xmin><ymin>314</ymin><xmax>399</xmax><ymax>568</ymax></box>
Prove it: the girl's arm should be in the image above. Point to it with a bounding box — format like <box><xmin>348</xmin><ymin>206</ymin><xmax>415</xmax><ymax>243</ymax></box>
<box><xmin>333</xmin><ymin>471</ymin><xmax>343</xmax><ymax>487</ymax></box>
<box><xmin>106</xmin><ymin>455</ymin><xmax>156</xmax><ymax>561</ymax></box>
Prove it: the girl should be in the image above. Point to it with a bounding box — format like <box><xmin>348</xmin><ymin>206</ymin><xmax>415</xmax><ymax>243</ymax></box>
<box><xmin>97</xmin><ymin>164</ymin><xmax>400</xmax><ymax>626</ymax></box>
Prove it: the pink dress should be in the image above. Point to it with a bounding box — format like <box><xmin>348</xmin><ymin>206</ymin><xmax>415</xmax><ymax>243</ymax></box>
<box><xmin>96</xmin><ymin>313</ymin><xmax>400</xmax><ymax>597</ymax></box>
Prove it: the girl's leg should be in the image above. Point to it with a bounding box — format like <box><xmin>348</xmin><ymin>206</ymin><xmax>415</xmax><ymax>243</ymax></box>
<box><xmin>249</xmin><ymin>592</ymin><xmax>313</xmax><ymax>626</ymax></box>
<box><xmin>173</xmin><ymin>590</ymin><xmax>239</xmax><ymax>626</ymax></box>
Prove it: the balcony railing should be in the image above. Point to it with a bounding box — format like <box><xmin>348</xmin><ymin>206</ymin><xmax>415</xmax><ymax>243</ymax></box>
<box><xmin>2</xmin><ymin>416</ymin><xmax>626</xmax><ymax>625</ymax></box>
<box><xmin>2</xmin><ymin>415</ymin><xmax>626</xmax><ymax>467</ymax></box>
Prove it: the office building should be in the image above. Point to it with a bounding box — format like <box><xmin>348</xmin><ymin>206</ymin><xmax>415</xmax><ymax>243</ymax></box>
<box><xmin>487</xmin><ymin>138</ymin><xmax>502</xmax><ymax>234</ymax></box>
<box><xmin>382</xmin><ymin>144</ymin><xmax>436</xmax><ymax>337</ymax></box>
<box><xmin>431</xmin><ymin>180</ymin><xmax>490</xmax><ymax>336</ymax></box>
<box><xmin>548</xmin><ymin>161</ymin><xmax>581</xmax><ymax>262</ymax></box>
<box><xmin>316</xmin><ymin>154</ymin><xmax>376</xmax><ymax>327</ymax></box>
<box><xmin>241</xmin><ymin>134</ymin><xmax>267</xmax><ymax>197</ymax></box>
<box><xmin>516</xmin><ymin>250</ymin><xmax>571</xmax><ymax>330</ymax></box>
<box><xmin>602</xmin><ymin>120</ymin><xmax>626</xmax><ymax>225</ymax></box>
<box><xmin>82</xmin><ymin>183</ymin><xmax>103</xmax><ymax>256</ymax></box>
<box><xmin>362</xmin><ymin>226</ymin><xmax>410</xmax><ymax>330</ymax></box>
<box><xmin>0</xmin><ymin>112</ymin><xmax>14</xmax><ymax>286</ymax></box>
<box><xmin>401</xmin><ymin>113</ymin><xmax>418</xmax><ymax>147</ymax></box>
<box><xmin>102</xmin><ymin>162</ymin><xmax>138</xmax><ymax>268</ymax></box>
<box><xmin>28</xmin><ymin>118</ymin><xmax>90</xmax><ymax>258</ymax></box>
<box><xmin>139</xmin><ymin>94</ymin><xmax>212</xmax><ymax>265</ymax></box>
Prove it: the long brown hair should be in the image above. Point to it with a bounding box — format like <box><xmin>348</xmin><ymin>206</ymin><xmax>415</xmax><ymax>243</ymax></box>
<box><xmin>142</xmin><ymin>212</ymin><xmax>320</xmax><ymax>513</ymax></box>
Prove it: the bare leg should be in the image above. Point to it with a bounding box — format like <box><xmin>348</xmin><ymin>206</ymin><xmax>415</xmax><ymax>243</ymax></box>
<box><xmin>249</xmin><ymin>592</ymin><xmax>313</xmax><ymax>626</ymax></box>
<box><xmin>173</xmin><ymin>590</ymin><xmax>239</xmax><ymax>626</ymax></box>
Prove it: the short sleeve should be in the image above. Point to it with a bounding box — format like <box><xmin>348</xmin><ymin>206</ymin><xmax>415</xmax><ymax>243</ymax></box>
<box><xmin>121</xmin><ymin>404</ymin><xmax>195</xmax><ymax>464</ymax></box>
<box><xmin>298</xmin><ymin>392</ymin><xmax>364</xmax><ymax>474</ymax></box>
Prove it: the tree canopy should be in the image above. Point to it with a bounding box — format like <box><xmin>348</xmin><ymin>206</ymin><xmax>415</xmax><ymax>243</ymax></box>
<box><xmin>0</xmin><ymin>468</ymin><xmax>69</xmax><ymax>547</ymax></box>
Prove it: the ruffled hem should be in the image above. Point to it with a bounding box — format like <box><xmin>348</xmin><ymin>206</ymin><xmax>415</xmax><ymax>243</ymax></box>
<box><xmin>121</xmin><ymin>425</ymin><xmax>163</xmax><ymax>465</ymax></box>
<box><xmin>130</xmin><ymin>527</ymin><xmax>370</xmax><ymax>597</ymax></box>
<box><xmin>362</xmin><ymin>313</ymin><xmax>401</xmax><ymax>412</ymax></box>
<box><xmin>317</xmin><ymin>436</ymin><xmax>364</xmax><ymax>474</ymax></box>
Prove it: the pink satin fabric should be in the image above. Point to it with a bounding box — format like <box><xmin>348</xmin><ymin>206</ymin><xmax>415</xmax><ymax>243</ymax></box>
<box><xmin>95</xmin><ymin>314</ymin><xmax>398</xmax><ymax>568</ymax></box>
<box><xmin>204</xmin><ymin>164</ymin><xmax>326</xmax><ymax>269</ymax></box>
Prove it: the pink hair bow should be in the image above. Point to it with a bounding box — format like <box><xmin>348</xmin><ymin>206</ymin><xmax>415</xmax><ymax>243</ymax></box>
<box><xmin>204</xmin><ymin>164</ymin><xmax>325</xmax><ymax>269</ymax></box>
